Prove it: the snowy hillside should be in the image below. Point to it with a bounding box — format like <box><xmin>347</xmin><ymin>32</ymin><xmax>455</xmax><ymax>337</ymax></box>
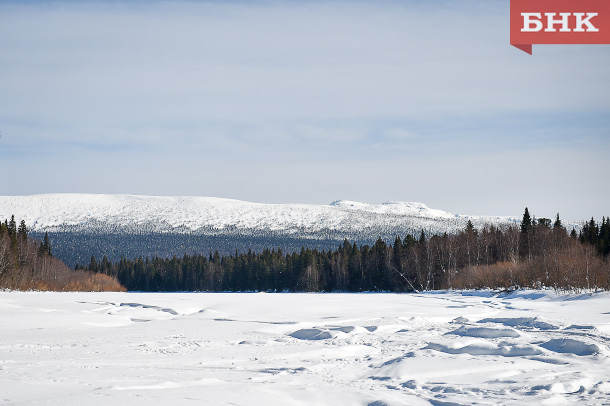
<box><xmin>4</xmin><ymin>194</ymin><xmax>585</xmax><ymax>267</ymax></box>
<box><xmin>0</xmin><ymin>194</ymin><xmax>517</xmax><ymax>236</ymax></box>
<box><xmin>2</xmin><ymin>290</ymin><xmax>609</xmax><ymax>405</ymax></box>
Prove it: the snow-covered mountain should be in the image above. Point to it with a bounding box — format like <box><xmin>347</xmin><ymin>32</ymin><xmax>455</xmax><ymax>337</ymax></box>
<box><xmin>0</xmin><ymin>194</ymin><xmax>524</xmax><ymax>266</ymax></box>
<box><xmin>0</xmin><ymin>194</ymin><xmax>516</xmax><ymax>236</ymax></box>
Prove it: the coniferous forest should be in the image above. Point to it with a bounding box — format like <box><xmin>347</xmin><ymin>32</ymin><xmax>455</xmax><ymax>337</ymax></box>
<box><xmin>0</xmin><ymin>216</ymin><xmax>125</xmax><ymax>291</ymax></box>
<box><xmin>76</xmin><ymin>209</ymin><xmax>610</xmax><ymax>293</ymax></box>
<box><xmin>2</xmin><ymin>210</ymin><xmax>608</xmax><ymax>292</ymax></box>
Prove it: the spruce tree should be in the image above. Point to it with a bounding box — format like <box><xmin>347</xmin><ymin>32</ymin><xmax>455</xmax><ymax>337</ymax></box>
<box><xmin>580</xmin><ymin>218</ymin><xmax>599</xmax><ymax>246</ymax></box>
<box><xmin>553</xmin><ymin>213</ymin><xmax>563</xmax><ymax>229</ymax></box>
<box><xmin>89</xmin><ymin>255</ymin><xmax>98</xmax><ymax>272</ymax></box>
<box><xmin>17</xmin><ymin>220</ymin><xmax>28</xmax><ymax>240</ymax></box>
<box><xmin>8</xmin><ymin>215</ymin><xmax>16</xmax><ymax>236</ymax></box>
<box><xmin>419</xmin><ymin>229</ymin><xmax>426</xmax><ymax>245</ymax></box>
<box><xmin>8</xmin><ymin>215</ymin><xmax>17</xmax><ymax>250</ymax></box>
<box><xmin>403</xmin><ymin>234</ymin><xmax>417</xmax><ymax>249</ymax></box>
<box><xmin>519</xmin><ymin>207</ymin><xmax>532</xmax><ymax>260</ymax></box>
<box><xmin>520</xmin><ymin>208</ymin><xmax>532</xmax><ymax>234</ymax></box>
<box><xmin>465</xmin><ymin>220</ymin><xmax>476</xmax><ymax>235</ymax></box>
<box><xmin>42</xmin><ymin>232</ymin><xmax>51</xmax><ymax>255</ymax></box>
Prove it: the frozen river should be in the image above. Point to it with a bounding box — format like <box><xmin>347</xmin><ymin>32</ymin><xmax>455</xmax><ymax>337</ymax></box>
<box><xmin>1</xmin><ymin>290</ymin><xmax>609</xmax><ymax>405</ymax></box>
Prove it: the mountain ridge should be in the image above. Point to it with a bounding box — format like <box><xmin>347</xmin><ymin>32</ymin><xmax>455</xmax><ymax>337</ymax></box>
<box><xmin>0</xmin><ymin>193</ymin><xmax>516</xmax><ymax>234</ymax></box>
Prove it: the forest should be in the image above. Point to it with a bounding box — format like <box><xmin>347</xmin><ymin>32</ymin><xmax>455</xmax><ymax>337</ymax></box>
<box><xmin>79</xmin><ymin>209</ymin><xmax>610</xmax><ymax>293</ymax></box>
<box><xmin>0</xmin><ymin>215</ymin><xmax>125</xmax><ymax>291</ymax></box>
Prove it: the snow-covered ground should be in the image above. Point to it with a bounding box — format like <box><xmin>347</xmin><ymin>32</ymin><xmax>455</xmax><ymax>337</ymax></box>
<box><xmin>1</xmin><ymin>290</ymin><xmax>609</xmax><ymax>406</ymax></box>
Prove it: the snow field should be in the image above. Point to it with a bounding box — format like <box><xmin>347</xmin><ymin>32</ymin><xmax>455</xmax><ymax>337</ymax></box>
<box><xmin>1</xmin><ymin>290</ymin><xmax>609</xmax><ymax>405</ymax></box>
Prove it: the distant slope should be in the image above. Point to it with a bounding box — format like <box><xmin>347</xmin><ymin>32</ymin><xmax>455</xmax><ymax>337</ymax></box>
<box><xmin>1</xmin><ymin>194</ymin><xmax>521</xmax><ymax>266</ymax></box>
<box><xmin>0</xmin><ymin>194</ymin><xmax>515</xmax><ymax>235</ymax></box>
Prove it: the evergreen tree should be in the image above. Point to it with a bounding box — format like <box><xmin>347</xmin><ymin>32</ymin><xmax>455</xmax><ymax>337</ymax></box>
<box><xmin>101</xmin><ymin>255</ymin><xmax>111</xmax><ymax>275</ymax></box>
<box><xmin>520</xmin><ymin>208</ymin><xmax>532</xmax><ymax>234</ymax></box>
<box><xmin>8</xmin><ymin>215</ymin><xmax>16</xmax><ymax>236</ymax></box>
<box><xmin>465</xmin><ymin>220</ymin><xmax>475</xmax><ymax>235</ymax></box>
<box><xmin>8</xmin><ymin>215</ymin><xmax>18</xmax><ymax>251</ymax></box>
<box><xmin>89</xmin><ymin>255</ymin><xmax>98</xmax><ymax>272</ymax></box>
<box><xmin>393</xmin><ymin>236</ymin><xmax>403</xmax><ymax>274</ymax></box>
<box><xmin>519</xmin><ymin>207</ymin><xmax>532</xmax><ymax>260</ymax></box>
<box><xmin>580</xmin><ymin>218</ymin><xmax>599</xmax><ymax>246</ymax></box>
<box><xmin>419</xmin><ymin>229</ymin><xmax>426</xmax><ymax>245</ymax></box>
<box><xmin>17</xmin><ymin>220</ymin><xmax>28</xmax><ymax>240</ymax></box>
<box><xmin>403</xmin><ymin>234</ymin><xmax>417</xmax><ymax>249</ymax></box>
<box><xmin>42</xmin><ymin>232</ymin><xmax>52</xmax><ymax>255</ymax></box>
<box><xmin>553</xmin><ymin>213</ymin><xmax>563</xmax><ymax>229</ymax></box>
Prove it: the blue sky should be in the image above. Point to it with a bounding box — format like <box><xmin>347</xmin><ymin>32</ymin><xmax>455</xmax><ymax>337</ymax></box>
<box><xmin>1</xmin><ymin>0</ymin><xmax>609</xmax><ymax>220</ymax></box>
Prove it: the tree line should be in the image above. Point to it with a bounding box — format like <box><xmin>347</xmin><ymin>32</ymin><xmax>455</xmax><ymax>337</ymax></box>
<box><xmin>81</xmin><ymin>209</ymin><xmax>610</xmax><ymax>292</ymax></box>
<box><xmin>0</xmin><ymin>216</ymin><xmax>125</xmax><ymax>291</ymax></box>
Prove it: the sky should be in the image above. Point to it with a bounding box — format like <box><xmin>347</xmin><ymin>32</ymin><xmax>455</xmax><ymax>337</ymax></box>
<box><xmin>1</xmin><ymin>0</ymin><xmax>608</xmax><ymax>221</ymax></box>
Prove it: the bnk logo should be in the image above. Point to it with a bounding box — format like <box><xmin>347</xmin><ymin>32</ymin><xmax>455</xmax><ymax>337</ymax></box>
<box><xmin>510</xmin><ymin>0</ymin><xmax>610</xmax><ymax>54</ymax></box>
<box><xmin>521</xmin><ymin>12</ymin><xmax>599</xmax><ymax>32</ymax></box>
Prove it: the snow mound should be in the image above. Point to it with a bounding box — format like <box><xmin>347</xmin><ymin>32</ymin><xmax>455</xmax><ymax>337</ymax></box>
<box><xmin>446</xmin><ymin>326</ymin><xmax>520</xmax><ymax>338</ymax></box>
<box><xmin>289</xmin><ymin>328</ymin><xmax>333</xmax><ymax>340</ymax></box>
<box><xmin>288</xmin><ymin>325</ymin><xmax>362</xmax><ymax>340</ymax></box>
<box><xmin>531</xmin><ymin>380</ymin><xmax>595</xmax><ymax>394</ymax></box>
<box><xmin>540</xmin><ymin>339</ymin><xmax>601</xmax><ymax>356</ymax></box>
<box><xmin>425</xmin><ymin>341</ymin><xmax>542</xmax><ymax>357</ymax></box>
<box><xmin>478</xmin><ymin>317</ymin><xmax>559</xmax><ymax>330</ymax></box>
